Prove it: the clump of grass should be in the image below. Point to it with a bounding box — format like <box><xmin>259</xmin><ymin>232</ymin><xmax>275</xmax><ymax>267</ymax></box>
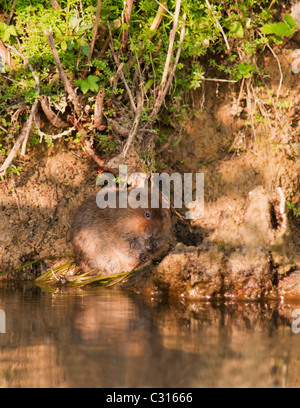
<box><xmin>35</xmin><ymin>262</ymin><xmax>134</xmax><ymax>287</ymax></box>
<box><xmin>0</xmin><ymin>254</ymin><xmax>134</xmax><ymax>288</ymax></box>
<box><xmin>0</xmin><ymin>254</ymin><xmax>74</xmax><ymax>279</ymax></box>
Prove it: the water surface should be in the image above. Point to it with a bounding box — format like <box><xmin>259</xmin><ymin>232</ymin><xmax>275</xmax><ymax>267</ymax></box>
<box><xmin>0</xmin><ymin>283</ymin><xmax>299</xmax><ymax>388</ymax></box>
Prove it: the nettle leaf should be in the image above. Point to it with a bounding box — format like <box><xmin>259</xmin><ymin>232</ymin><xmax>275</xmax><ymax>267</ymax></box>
<box><xmin>74</xmin><ymin>78</ymin><xmax>90</xmax><ymax>94</ymax></box>
<box><xmin>0</xmin><ymin>22</ymin><xmax>17</xmax><ymax>42</ymax></box>
<box><xmin>6</xmin><ymin>25</ymin><xmax>17</xmax><ymax>37</ymax></box>
<box><xmin>261</xmin><ymin>20</ymin><xmax>296</xmax><ymax>37</ymax></box>
<box><xmin>82</xmin><ymin>44</ymin><xmax>90</xmax><ymax>56</ymax></box>
<box><xmin>87</xmin><ymin>75</ymin><xmax>100</xmax><ymax>92</ymax></box>
<box><xmin>284</xmin><ymin>14</ymin><xmax>298</xmax><ymax>29</ymax></box>
<box><xmin>75</xmin><ymin>76</ymin><xmax>100</xmax><ymax>94</ymax></box>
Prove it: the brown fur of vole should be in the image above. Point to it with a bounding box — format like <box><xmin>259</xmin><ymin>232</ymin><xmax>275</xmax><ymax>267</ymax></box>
<box><xmin>71</xmin><ymin>190</ymin><xmax>172</xmax><ymax>275</ymax></box>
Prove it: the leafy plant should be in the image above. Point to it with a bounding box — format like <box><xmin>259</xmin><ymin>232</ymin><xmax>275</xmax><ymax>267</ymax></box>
<box><xmin>261</xmin><ymin>14</ymin><xmax>298</xmax><ymax>39</ymax></box>
<box><xmin>0</xmin><ymin>0</ymin><xmax>298</xmax><ymax>177</ymax></box>
<box><xmin>75</xmin><ymin>75</ymin><xmax>100</xmax><ymax>94</ymax></box>
<box><xmin>287</xmin><ymin>201</ymin><xmax>300</xmax><ymax>218</ymax></box>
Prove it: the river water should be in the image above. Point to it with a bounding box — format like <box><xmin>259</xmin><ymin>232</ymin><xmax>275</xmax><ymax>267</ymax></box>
<box><xmin>0</xmin><ymin>282</ymin><xmax>299</xmax><ymax>388</ymax></box>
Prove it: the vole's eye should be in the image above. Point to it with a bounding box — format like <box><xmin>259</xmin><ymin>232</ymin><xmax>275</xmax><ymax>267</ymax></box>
<box><xmin>144</xmin><ymin>211</ymin><xmax>151</xmax><ymax>219</ymax></box>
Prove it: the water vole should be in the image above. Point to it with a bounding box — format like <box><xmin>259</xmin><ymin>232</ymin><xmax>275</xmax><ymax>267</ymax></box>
<box><xmin>71</xmin><ymin>189</ymin><xmax>172</xmax><ymax>275</ymax></box>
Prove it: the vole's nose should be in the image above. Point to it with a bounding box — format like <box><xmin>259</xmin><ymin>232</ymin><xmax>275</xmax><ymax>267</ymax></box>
<box><xmin>146</xmin><ymin>242</ymin><xmax>153</xmax><ymax>251</ymax></box>
<box><xmin>146</xmin><ymin>237</ymin><xmax>159</xmax><ymax>252</ymax></box>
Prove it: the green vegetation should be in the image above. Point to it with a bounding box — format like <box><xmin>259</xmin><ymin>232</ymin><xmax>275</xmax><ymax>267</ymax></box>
<box><xmin>0</xmin><ymin>0</ymin><xmax>297</xmax><ymax>177</ymax></box>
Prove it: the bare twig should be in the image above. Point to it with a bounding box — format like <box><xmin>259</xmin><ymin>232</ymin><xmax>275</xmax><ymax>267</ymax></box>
<box><xmin>122</xmin><ymin>0</ymin><xmax>134</xmax><ymax>51</ymax></box>
<box><xmin>5</xmin><ymin>0</ymin><xmax>16</xmax><ymax>25</ymax></box>
<box><xmin>83</xmin><ymin>0</ymin><xmax>101</xmax><ymax>77</ymax></box>
<box><xmin>107</xmin><ymin>119</ymin><xmax>130</xmax><ymax>137</ymax></box>
<box><xmin>107</xmin><ymin>22</ymin><xmax>137</xmax><ymax>112</ymax></box>
<box><xmin>122</xmin><ymin>92</ymin><xmax>144</xmax><ymax>158</ymax></box>
<box><xmin>6</xmin><ymin>45</ymin><xmax>40</xmax><ymax>94</ymax></box>
<box><xmin>150</xmin><ymin>0</ymin><xmax>181</xmax><ymax>122</ymax></box>
<box><xmin>150</xmin><ymin>0</ymin><xmax>167</xmax><ymax>37</ymax></box>
<box><xmin>161</xmin><ymin>12</ymin><xmax>186</xmax><ymax>104</ymax></box>
<box><xmin>40</xmin><ymin>95</ymin><xmax>69</xmax><ymax>129</ymax></box>
<box><xmin>50</xmin><ymin>0</ymin><xmax>61</xmax><ymax>10</ymax></box>
<box><xmin>111</xmin><ymin>62</ymin><xmax>124</xmax><ymax>98</ymax></box>
<box><xmin>259</xmin><ymin>33</ymin><xmax>283</xmax><ymax>100</ymax></box>
<box><xmin>82</xmin><ymin>138</ymin><xmax>118</xmax><ymax>176</ymax></box>
<box><xmin>46</xmin><ymin>27</ymin><xmax>82</xmax><ymax>116</ymax></box>
<box><xmin>246</xmin><ymin>77</ymin><xmax>257</xmax><ymax>139</ymax></box>
<box><xmin>203</xmin><ymin>77</ymin><xmax>238</xmax><ymax>83</ymax></box>
<box><xmin>34</xmin><ymin>117</ymin><xmax>75</xmax><ymax>141</ymax></box>
<box><xmin>0</xmin><ymin>98</ymin><xmax>39</xmax><ymax>175</ymax></box>
<box><xmin>21</xmin><ymin>99</ymin><xmax>39</xmax><ymax>156</ymax></box>
<box><xmin>153</xmin><ymin>0</ymin><xmax>174</xmax><ymax>18</ymax></box>
<box><xmin>205</xmin><ymin>0</ymin><xmax>230</xmax><ymax>52</ymax></box>
<box><xmin>94</xmin><ymin>88</ymin><xmax>105</xmax><ymax>130</ymax></box>
<box><xmin>107</xmin><ymin>93</ymin><xmax>144</xmax><ymax>168</ymax></box>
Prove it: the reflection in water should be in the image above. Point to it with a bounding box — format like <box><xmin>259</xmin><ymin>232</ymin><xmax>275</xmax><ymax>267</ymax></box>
<box><xmin>0</xmin><ymin>283</ymin><xmax>300</xmax><ymax>388</ymax></box>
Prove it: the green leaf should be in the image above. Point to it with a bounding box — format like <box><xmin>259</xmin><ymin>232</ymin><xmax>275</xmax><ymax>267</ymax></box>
<box><xmin>238</xmin><ymin>63</ymin><xmax>253</xmax><ymax>78</ymax></box>
<box><xmin>172</xmin><ymin>137</ymin><xmax>181</xmax><ymax>147</ymax></box>
<box><xmin>82</xmin><ymin>44</ymin><xmax>90</xmax><ymax>56</ymax></box>
<box><xmin>61</xmin><ymin>40</ymin><xmax>67</xmax><ymax>51</ymax></box>
<box><xmin>6</xmin><ymin>26</ymin><xmax>17</xmax><ymax>36</ymax></box>
<box><xmin>77</xmin><ymin>23</ymin><xmax>93</xmax><ymax>36</ymax></box>
<box><xmin>284</xmin><ymin>14</ymin><xmax>298</xmax><ymax>29</ymax></box>
<box><xmin>261</xmin><ymin>22</ymin><xmax>296</xmax><ymax>37</ymax></box>
<box><xmin>229</xmin><ymin>21</ymin><xmax>244</xmax><ymax>38</ymax></box>
<box><xmin>67</xmin><ymin>40</ymin><xmax>73</xmax><ymax>51</ymax></box>
<box><xmin>87</xmin><ymin>75</ymin><xmax>100</xmax><ymax>92</ymax></box>
<box><xmin>0</xmin><ymin>23</ymin><xmax>16</xmax><ymax>42</ymax></box>
<box><xmin>74</xmin><ymin>78</ymin><xmax>90</xmax><ymax>94</ymax></box>
<box><xmin>69</xmin><ymin>15</ymin><xmax>81</xmax><ymax>29</ymax></box>
<box><xmin>75</xmin><ymin>76</ymin><xmax>100</xmax><ymax>94</ymax></box>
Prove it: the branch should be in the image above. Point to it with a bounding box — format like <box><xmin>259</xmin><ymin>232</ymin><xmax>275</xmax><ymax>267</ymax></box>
<box><xmin>107</xmin><ymin>93</ymin><xmax>144</xmax><ymax>168</ymax></box>
<box><xmin>34</xmin><ymin>117</ymin><xmax>75</xmax><ymax>141</ymax></box>
<box><xmin>107</xmin><ymin>118</ymin><xmax>130</xmax><ymax>137</ymax></box>
<box><xmin>161</xmin><ymin>12</ymin><xmax>186</xmax><ymax>104</ymax></box>
<box><xmin>258</xmin><ymin>32</ymin><xmax>283</xmax><ymax>100</ymax></box>
<box><xmin>50</xmin><ymin>0</ymin><xmax>61</xmax><ymax>10</ymax></box>
<box><xmin>122</xmin><ymin>92</ymin><xmax>144</xmax><ymax>158</ymax></box>
<box><xmin>21</xmin><ymin>99</ymin><xmax>39</xmax><ymax>156</ymax></box>
<box><xmin>94</xmin><ymin>88</ymin><xmax>105</xmax><ymax>130</ymax></box>
<box><xmin>205</xmin><ymin>0</ymin><xmax>230</xmax><ymax>52</ymax></box>
<box><xmin>6</xmin><ymin>45</ymin><xmax>40</xmax><ymax>94</ymax></box>
<box><xmin>150</xmin><ymin>0</ymin><xmax>167</xmax><ymax>37</ymax></box>
<box><xmin>150</xmin><ymin>0</ymin><xmax>181</xmax><ymax>121</ymax></box>
<box><xmin>40</xmin><ymin>95</ymin><xmax>69</xmax><ymax>128</ymax></box>
<box><xmin>46</xmin><ymin>27</ymin><xmax>82</xmax><ymax>116</ymax></box>
<box><xmin>5</xmin><ymin>0</ymin><xmax>16</xmax><ymax>25</ymax></box>
<box><xmin>107</xmin><ymin>22</ymin><xmax>137</xmax><ymax>112</ymax></box>
<box><xmin>82</xmin><ymin>138</ymin><xmax>118</xmax><ymax>177</ymax></box>
<box><xmin>121</xmin><ymin>0</ymin><xmax>134</xmax><ymax>51</ymax></box>
<box><xmin>83</xmin><ymin>0</ymin><xmax>101</xmax><ymax>77</ymax></box>
<box><xmin>0</xmin><ymin>98</ymin><xmax>39</xmax><ymax>176</ymax></box>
